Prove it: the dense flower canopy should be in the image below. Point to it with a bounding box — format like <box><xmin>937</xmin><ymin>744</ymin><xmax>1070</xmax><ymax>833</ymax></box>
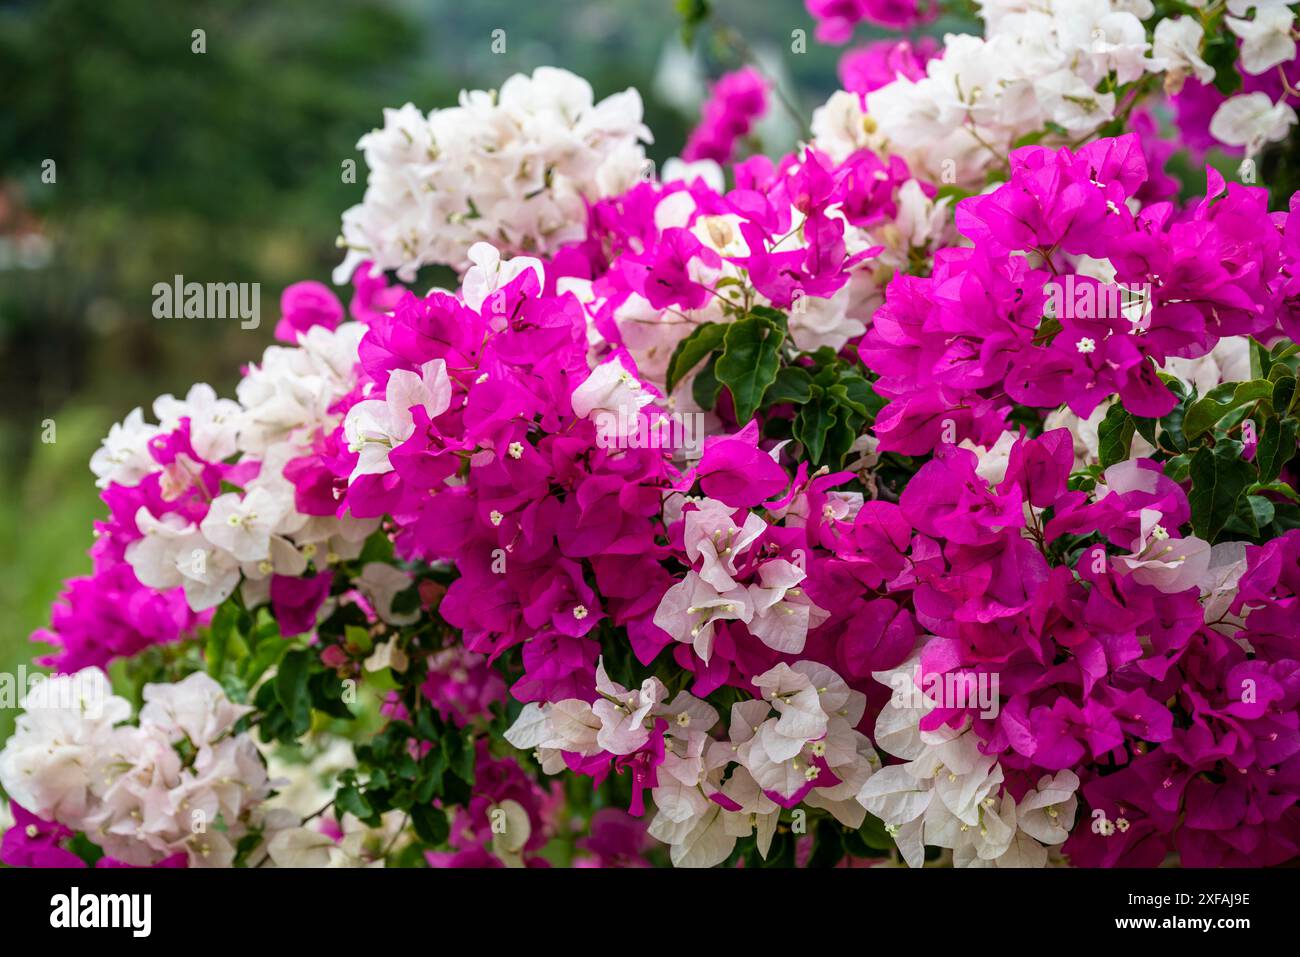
<box><xmin>4</xmin><ymin>1</ymin><xmax>1300</xmax><ymax>869</ymax></box>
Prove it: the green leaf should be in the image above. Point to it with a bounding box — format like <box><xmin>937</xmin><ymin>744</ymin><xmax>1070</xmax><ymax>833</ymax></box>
<box><xmin>391</xmin><ymin>584</ymin><xmax>420</xmax><ymax>617</ymax></box>
<box><xmin>1251</xmin><ymin>337</ymin><xmax>1268</xmax><ymax>381</ymax></box>
<box><xmin>206</xmin><ymin>602</ymin><xmax>240</xmax><ymax>677</ymax></box>
<box><xmin>335</xmin><ymin>785</ymin><xmax>374</xmax><ymax>823</ymax></box>
<box><xmin>358</xmin><ymin>532</ymin><xmax>395</xmax><ymax>566</ymax></box>
<box><xmin>1159</xmin><ymin>398</ymin><xmax>1190</xmax><ymax>453</ymax></box>
<box><xmin>807</xmin><ymin>818</ymin><xmax>844</xmax><ymax>868</ymax></box>
<box><xmin>309</xmin><ymin>670</ymin><xmax>352</xmax><ymax>719</ymax></box>
<box><xmin>714</xmin><ymin>317</ymin><xmax>783</xmax><ymax>423</ymax></box>
<box><xmin>1246</xmin><ymin>494</ymin><xmax>1276</xmax><ymax>530</ymax></box>
<box><xmin>794</xmin><ymin>398</ymin><xmax>838</xmax><ymax>464</ymax></box>
<box><xmin>1011</xmin><ymin>128</ymin><xmax>1049</xmax><ymax>149</ymax></box>
<box><xmin>1272</xmin><ymin>375</ymin><xmax>1296</xmax><ymax>417</ymax></box>
<box><xmin>452</xmin><ymin>731</ymin><xmax>476</xmax><ymax>783</ymax></box>
<box><xmin>764</xmin><ymin>366</ymin><xmax>814</xmax><ymax>406</ymax></box>
<box><xmin>842</xmin><ymin>813</ymin><xmax>894</xmax><ymax>856</ymax></box>
<box><xmin>1133</xmin><ymin>414</ymin><xmax>1159</xmax><ymax>448</ymax></box>
<box><xmin>1164</xmin><ymin>452</ymin><xmax>1190</xmax><ymax>481</ymax></box>
<box><xmin>675</xmin><ymin>0</ymin><xmax>711</xmax><ymax>44</ymax></box>
<box><xmin>1204</xmin><ymin>33</ymin><xmax>1243</xmax><ymax>95</ymax></box>
<box><xmin>692</xmin><ymin>356</ymin><xmax>722</xmax><ymax>410</ymax></box>
<box><xmin>665</xmin><ymin>321</ymin><xmax>727</xmax><ymax>394</ymax></box>
<box><xmin>1256</xmin><ymin>417</ymin><xmax>1299</xmax><ymax>483</ymax></box>
<box><xmin>410</xmin><ymin>804</ymin><xmax>450</xmax><ymax>846</ymax></box>
<box><xmin>241</xmin><ymin>632</ymin><xmax>290</xmax><ymax>687</ymax></box>
<box><xmin>827</xmin><ymin>382</ymin><xmax>870</xmax><ymax>419</ymax></box>
<box><xmin>1188</xmin><ymin>440</ymin><xmax>1255</xmax><ymax>542</ymax></box>
<box><xmin>344</xmin><ymin>624</ymin><xmax>373</xmax><ymax>655</ymax></box>
<box><xmin>275</xmin><ymin>649</ymin><xmax>312</xmax><ymax>732</ymax></box>
<box><xmin>839</xmin><ymin>372</ymin><xmax>884</xmax><ymax>419</ymax></box>
<box><xmin>748</xmin><ymin>305</ymin><xmax>789</xmax><ymax>334</ymax></box>
<box><xmin>1250</xmin><ymin>480</ymin><xmax>1300</xmax><ymax>503</ymax></box>
<box><xmin>1274</xmin><ymin>500</ymin><xmax>1300</xmax><ymax>531</ymax></box>
<box><xmin>1183</xmin><ymin>379</ymin><xmax>1273</xmax><ymax>440</ymax></box>
<box><xmin>1098</xmin><ymin>403</ymin><xmax>1135</xmax><ymax>468</ymax></box>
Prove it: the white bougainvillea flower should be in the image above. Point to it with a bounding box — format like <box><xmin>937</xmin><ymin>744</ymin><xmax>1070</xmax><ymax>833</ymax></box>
<box><xmin>1152</xmin><ymin>17</ymin><xmax>1216</xmax><ymax>88</ymax></box>
<box><xmin>344</xmin><ymin>358</ymin><xmax>451</xmax><ymax>481</ymax></box>
<box><xmin>1210</xmin><ymin>92</ymin><xmax>1298</xmax><ymax>153</ymax></box>
<box><xmin>658</xmin><ymin>690</ymin><xmax>719</xmax><ymax>742</ymax></box>
<box><xmin>716</xmin><ymin>766</ymin><xmax>780</xmax><ymax>858</ymax></box>
<box><xmin>682</xmin><ymin>499</ymin><xmax>766</xmax><ymax>591</ymax></box>
<box><xmin>139</xmin><ymin>671</ymin><xmax>254</xmax><ymax>746</ymax></box>
<box><xmin>746</xmin><ymin>559</ymin><xmax>829</xmax><ymax>656</ymax></box>
<box><xmin>591</xmin><ymin>658</ymin><xmax>667</xmax><ymax>755</ymax></box>
<box><xmin>460</xmin><ymin>242</ymin><xmax>545</xmax><ymax>314</ymax></box>
<box><xmin>267</xmin><ymin>827</ymin><xmax>337</xmax><ymax>868</ymax></box>
<box><xmin>1200</xmin><ymin>541</ymin><xmax>1250</xmax><ymax>631</ymax></box>
<box><xmin>127</xmin><ymin>509</ymin><xmax>200</xmax><ymax>591</ymax></box>
<box><xmin>569</xmin><ymin>354</ymin><xmax>655</xmax><ymax>420</ymax></box>
<box><xmin>1226</xmin><ymin>0</ymin><xmax>1290</xmax><ymax>14</ymax></box>
<box><xmin>1114</xmin><ymin>508</ymin><xmax>1212</xmax><ymax>594</ymax></box>
<box><xmin>489</xmin><ymin>799</ymin><xmax>532</xmax><ymax>868</ymax></box>
<box><xmin>0</xmin><ymin>669</ymin><xmax>130</xmax><ymax>825</ymax></box>
<box><xmin>1227</xmin><ymin>7</ymin><xmax>1297</xmax><ymax>75</ymax></box>
<box><xmin>504</xmin><ymin>699</ymin><xmax>604</xmax><ymax>757</ymax></box>
<box><xmin>355</xmin><ymin>562</ymin><xmax>420</xmax><ymax>625</ymax></box>
<box><xmin>153</xmin><ymin>383</ymin><xmax>242</xmax><ymax>464</ymax></box>
<box><xmin>652</xmin><ymin>569</ymin><xmax>754</xmax><ymax>662</ymax></box>
<box><xmin>1016</xmin><ymin>771</ymin><xmax>1081</xmax><ymax>846</ymax></box>
<box><xmin>201</xmin><ymin>487</ymin><xmax>290</xmax><ymax>563</ymax></box>
<box><xmin>647</xmin><ymin>802</ymin><xmax>733</xmax><ymax>868</ymax></box>
<box><xmin>364</xmin><ymin>638</ymin><xmax>410</xmax><ymax>675</ymax></box>
<box><xmin>89</xmin><ymin>407</ymin><xmax>161</xmax><ymax>489</ymax></box>
<box><xmin>751</xmin><ymin>663</ymin><xmax>829</xmax><ymax>758</ymax></box>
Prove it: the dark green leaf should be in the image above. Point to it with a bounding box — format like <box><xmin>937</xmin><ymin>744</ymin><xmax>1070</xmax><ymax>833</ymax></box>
<box><xmin>335</xmin><ymin>785</ymin><xmax>375</xmax><ymax>823</ymax></box>
<box><xmin>665</xmin><ymin>321</ymin><xmax>726</xmax><ymax>394</ymax></box>
<box><xmin>1098</xmin><ymin>403</ymin><xmax>1135</xmax><ymax>468</ymax></box>
<box><xmin>714</xmin><ymin>317</ymin><xmax>783</xmax><ymax>423</ymax></box>
<box><xmin>1189</xmin><ymin>440</ymin><xmax>1255</xmax><ymax>542</ymax></box>
<box><xmin>692</xmin><ymin>356</ymin><xmax>722</xmax><ymax>410</ymax></box>
<box><xmin>807</xmin><ymin>818</ymin><xmax>844</xmax><ymax>868</ymax></box>
<box><xmin>1183</xmin><ymin>379</ymin><xmax>1273</xmax><ymax>440</ymax></box>
<box><xmin>794</xmin><ymin>400</ymin><xmax>837</xmax><ymax>464</ymax></box>
<box><xmin>1256</xmin><ymin>417</ymin><xmax>1299</xmax><ymax>482</ymax></box>
<box><xmin>410</xmin><ymin>804</ymin><xmax>450</xmax><ymax>846</ymax></box>
<box><xmin>764</xmin><ymin>366</ymin><xmax>814</xmax><ymax>406</ymax></box>
<box><xmin>1272</xmin><ymin>376</ymin><xmax>1296</xmax><ymax>417</ymax></box>
<box><xmin>274</xmin><ymin>649</ymin><xmax>312</xmax><ymax>733</ymax></box>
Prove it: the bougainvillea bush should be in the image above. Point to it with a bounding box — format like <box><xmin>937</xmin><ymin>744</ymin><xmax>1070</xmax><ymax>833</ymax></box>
<box><xmin>6</xmin><ymin>0</ymin><xmax>1300</xmax><ymax>869</ymax></box>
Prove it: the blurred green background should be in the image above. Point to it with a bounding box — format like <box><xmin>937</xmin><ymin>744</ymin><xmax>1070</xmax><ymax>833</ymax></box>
<box><xmin>1</xmin><ymin>0</ymin><xmax>912</xmax><ymax>742</ymax></box>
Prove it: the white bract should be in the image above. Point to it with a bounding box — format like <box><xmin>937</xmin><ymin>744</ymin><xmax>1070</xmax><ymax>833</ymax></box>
<box><xmin>856</xmin><ymin>657</ymin><xmax>1078</xmax><ymax>868</ymax></box>
<box><xmin>0</xmin><ymin>671</ymin><xmax>274</xmax><ymax>868</ymax></box>
<box><xmin>344</xmin><ymin>358</ymin><xmax>452</xmax><ymax>481</ymax></box>
<box><xmin>336</xmin><ymin>67</ymin><xmax>651</xmax><ymax>283</ymax></box>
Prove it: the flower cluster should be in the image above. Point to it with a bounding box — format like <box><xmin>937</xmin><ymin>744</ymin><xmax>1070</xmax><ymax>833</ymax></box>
<box><xmin>0</xmin><ymin>671</ymin><xmax>279</xmax><ymax>867</ymax></box>
<box><xmin>814</xmin><ymin>0</ymin><xmax>1300</xmax><ymax>187</ymax></box>
<box><xmin>335</xmin><ymin>67</ymin><xmax>651</xmax><ymax>282</ymax></box>
<box><xmin>682</xmin><ymin>66</ymin><xmax>769</xmax><ymax>165</ymax></box>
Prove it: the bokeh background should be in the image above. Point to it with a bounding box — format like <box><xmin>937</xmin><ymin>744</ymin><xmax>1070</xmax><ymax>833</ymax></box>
<box><xmin>0</xmin><ymin>0</ymin><xmax>979</xmax><ymax>743</ymax></box>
